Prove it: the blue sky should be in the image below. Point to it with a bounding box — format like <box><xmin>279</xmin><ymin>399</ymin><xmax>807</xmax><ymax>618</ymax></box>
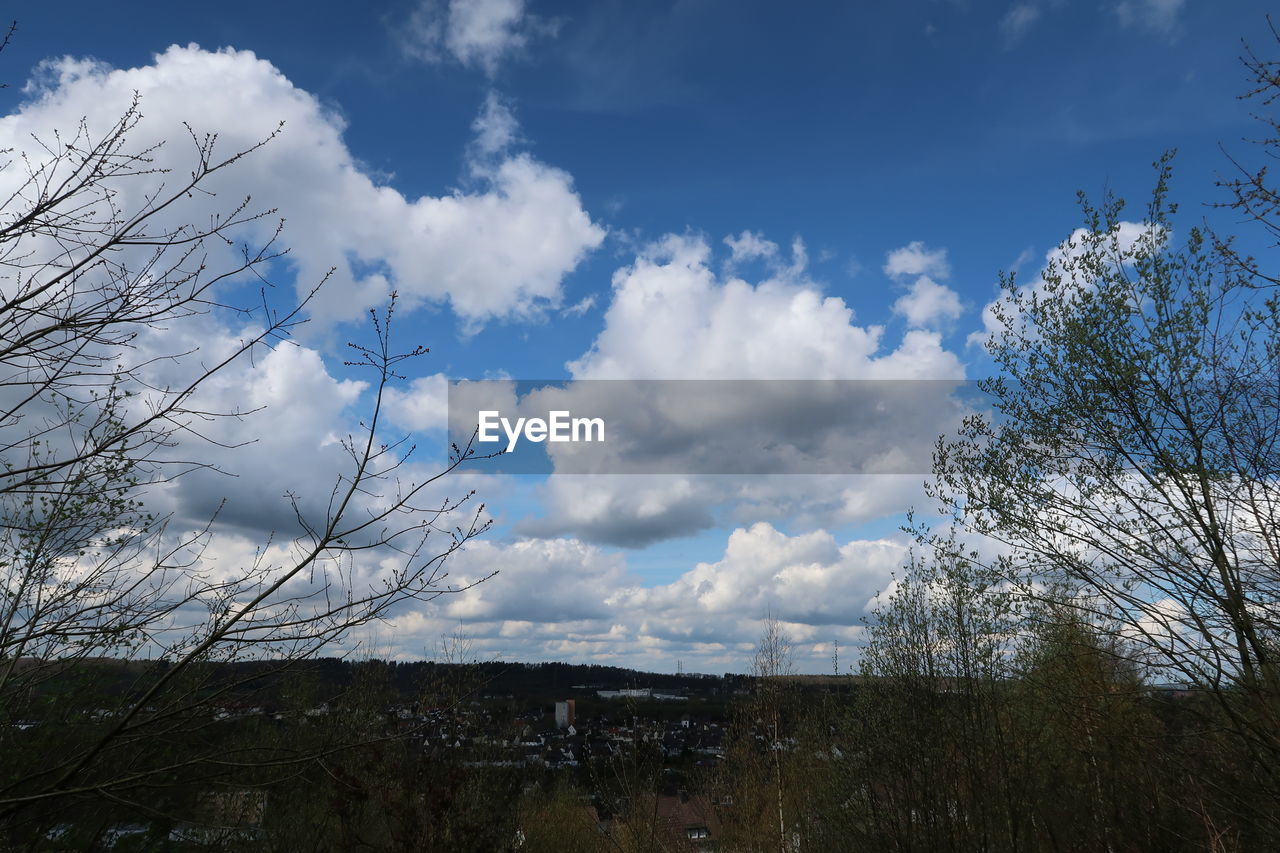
<box><xmin>1</xmin><ymin>0</ymin><xmax>1273</xmax><ymax>672</ymax></box>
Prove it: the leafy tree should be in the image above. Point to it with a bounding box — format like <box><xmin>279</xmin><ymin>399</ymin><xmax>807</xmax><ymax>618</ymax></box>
<box><xmin>930</xmin><ymin>150</ymin><xmax>1280</xmax><ymax>837</ymax></box>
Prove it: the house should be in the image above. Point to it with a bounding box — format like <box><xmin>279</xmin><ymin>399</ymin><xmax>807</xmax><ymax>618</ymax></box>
<box><xmin>610</xmin><ymin>792</ymin><xmax>724</xmax><ymax>852</ymax></box>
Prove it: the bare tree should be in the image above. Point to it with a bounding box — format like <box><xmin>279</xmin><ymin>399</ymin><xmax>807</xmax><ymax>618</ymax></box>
<box><xmin>742</xmin><ymin>615</ymin><xmax>795</xmax><ymax>853</ymax></box>
<box><xmin>1216</xmin><ymin>16</ymin><xmax>1280</xmax><ymax>283</ymax></box>
<box><xmin>0</xmin><ymin>86</ymin><xmax>493</xmax><ymax>829</ymax></box>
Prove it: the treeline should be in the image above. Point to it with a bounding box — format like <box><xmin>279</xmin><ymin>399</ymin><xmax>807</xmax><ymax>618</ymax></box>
<box><xmin>1</xmin><ymin>618</ymin><xmax>1273</xmax><ymax>850</ymax></box>
<box><xmin>705</xmin><ymin>590</ymin><xmax>1273</xmax><ymax>851</ymax></box>
<box><xmin>2</xmin><ymin>656</ymin><xmax>726</xmax><ymax>714</ymax></box>
<box><xmin>499</xmin><ymin>580</ymin><xmax>1276</xmax><ymax>851</ymax></box>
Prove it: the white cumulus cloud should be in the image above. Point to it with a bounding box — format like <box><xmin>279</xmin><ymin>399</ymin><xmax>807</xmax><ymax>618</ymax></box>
<box><xmin>885</xmin><ymin>241</ymin><xmax>963</xmax><ymax>330</ymax></box>
<box><xmin>372</xmin><ymin>523</ymin><xmax>910</xmax><ymax>671</ymax></box>
<box><xmin>508</xmin><ymin>233</ymin><xmax>967</xmax><ymax>547</ymax></box>
<box><xmin>883</xmin><ymin>240</ymin><xmax>951</xmax><ymax>280</ymax></box>
<box><xmin>6</xmin><ymin>45</ymin><xmax>603</xmax><ymax>331</ymax></box>
<box><xmin>893</xmin><ymin>276</ymin><xmax>964</xmax><ymax>329</ymax></box>
<box><xmin>571</xmin><ymin>233</ymin><xmax>961</xmax><ymax>380</ymax></box>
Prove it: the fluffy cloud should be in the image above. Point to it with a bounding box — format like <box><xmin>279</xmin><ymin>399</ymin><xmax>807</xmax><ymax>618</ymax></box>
<box><xmin>612</xmin><ymin>523</ymin><xmax>906</xmax><ymax>628</ymax></box>
<box><xmin>0</xmin><ymin>46</ymin><xmax>548</xmax><ymax>668</ymax></box>
<box><xmin>883</xmin><ymin>240</ymin><xmax>950</xmax><ymax>280</ymax></box>
<box><xmin>893</xmin><ymin>276</ymin><xmax>963</xmax><ymax>329</ymax></box>
<box><xmin>517</xmin><ymin>476</ymin><xmax>717</xmax><ymax>546</ymax></box>
<box><xmin>436</xmin><ymin>537</ymin><xmax>630</xmax><ymax>623</ymax></box>
<box><xmin>517</xmin><ymin>474</ymin><xmax>932</xmax><ymax>548</ymax></box>
<box><xmin>503</xmin><ymin>233</ymin><xmax>967</xmax><ymax>546</ymax></box>
<box><xmin>7</xmin><ymin>45</ymin><xmax>603</xmax><ymax>330</ymax></box>
<box><xmin>402</xmin><ymin>0</ymin><xmax>554</xmax><ymax>76</ymax></box>
<box><xmin>371</xmin><ymin>523</ymin><xmax>907</xmax><ymax>671</ymax></box>
<box><xmin>0</xmin><ymin>46</ymin><xmax>574</xmax><ymax>614</ymax></box>
<box><xmin>885</xmin><ymin>240</ymin><xmax>963</xmax><ymax>330</ymax></box>
<box><xmin>570</xmin><ymin>234</ymin><xmax>961</xmax><ymax>380</ymax></box>
<box><xmin>125</xmin><ymin>312</ymin><xmax>488</xmax><ymax>543</ymax></box>
<box><xmin>0</xmin><ymin>295</ymin><xmax>503</xmax><ymax>668</ymax></box>
<box><xmin>383</xmin><ymin>374</ymin><xmax>451</xmax><ymax>433</ymax></box>
<box><xmin>724</xmin><ymin>230</ymin><xmax>781</xmax><ymax>266</ymax></box>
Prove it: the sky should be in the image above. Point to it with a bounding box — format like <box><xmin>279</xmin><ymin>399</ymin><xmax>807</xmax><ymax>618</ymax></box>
<box><xmin>0</xmin><ymin>0</ymin><xmax>1273</xmax><ymax>673</ymax></box>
